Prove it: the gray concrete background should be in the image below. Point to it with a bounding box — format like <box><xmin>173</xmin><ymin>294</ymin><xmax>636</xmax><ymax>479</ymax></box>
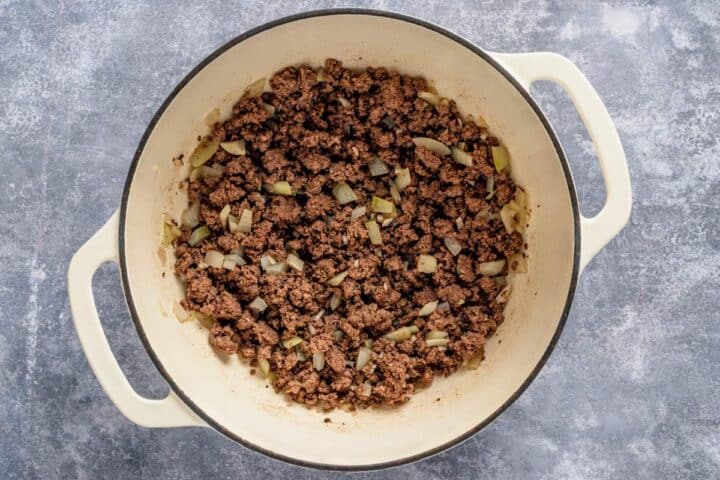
<box><xmin>1</xmin><ymin>1</ymin><xmax>718</xmax><ymax>478</ymax></box>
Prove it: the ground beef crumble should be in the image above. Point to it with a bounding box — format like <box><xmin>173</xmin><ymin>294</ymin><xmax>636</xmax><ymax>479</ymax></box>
<box><xmin>172</xmin><ymin>59</ymin><xmax>525</xmax><ymax>410</ymax></box>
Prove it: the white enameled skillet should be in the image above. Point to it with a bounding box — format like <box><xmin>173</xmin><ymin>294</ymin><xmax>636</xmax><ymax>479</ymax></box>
<box><xmin>68</xmin><ymin>9</ymin><xmax>631</xmax><ymax>470</ymax></box>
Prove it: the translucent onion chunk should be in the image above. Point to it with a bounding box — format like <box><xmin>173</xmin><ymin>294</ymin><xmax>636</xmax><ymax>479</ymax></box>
<box><xmin>190</xmin><ymin>136</ymin><xmax>220</xmax><ymax>167</ymax></box>
<box><xmin>220</xmin><ymin>140</ymin><xmax>246</xmax><ymax>156</ymax></box>
<box><xmin>412</xmin><ymin>137</ymin><xmax>450</xmax><ymax>156</ymax></box>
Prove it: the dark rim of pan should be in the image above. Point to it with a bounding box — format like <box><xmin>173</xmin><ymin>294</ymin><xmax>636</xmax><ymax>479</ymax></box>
<box><xmin>118</xmin><ymin>8</ymin><xmax>581</xmax><ymax>472</ymax></box>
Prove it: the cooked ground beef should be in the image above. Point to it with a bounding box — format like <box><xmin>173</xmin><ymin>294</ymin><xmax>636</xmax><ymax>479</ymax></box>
<box><xmin>172</xmin><ymin>59</ymin><xmax>525</xmax><ymax>410</ymax></box>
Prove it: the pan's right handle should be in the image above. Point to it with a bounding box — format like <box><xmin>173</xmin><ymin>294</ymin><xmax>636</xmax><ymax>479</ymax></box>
<box><xmin>493</xmin><ymin>52</ymin><xmax>632</xmax><ymax>274</ymax></box>
<box><xmin>68</xmin><ymin>210</ymin><xmax>205</xmax><ymax>428</ymax></box>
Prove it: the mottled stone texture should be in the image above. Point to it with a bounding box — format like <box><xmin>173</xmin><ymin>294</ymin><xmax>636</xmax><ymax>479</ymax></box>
<box><xmin>1</xmin><ymin>1</ymin><xmax>718</xmax><ymax>478</ymax></box>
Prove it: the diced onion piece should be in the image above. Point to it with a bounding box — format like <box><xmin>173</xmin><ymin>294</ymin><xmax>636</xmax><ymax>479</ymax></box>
<box><xmin>485</xmin><ymin>174</ymin><xmax>496</xmax><ymax>200</ymax></box>
<box><xmin>427</xmin><ymin>330</ymin><xmax>449</xmax><ymax>340</ymax></box>
<box><xmin>220</xmin><ymin>140</ymin><xmax>246</xmax><ymax>156</ymax></box>
<box><xmin>478</xmin><ymin>259</ymin><xmax>506</xmax><ymax>276</ymax></box>
<box><xmin>384</xmin><ymin>325</ymin><xmax>419</xmax><ymax>342</ymax></box>
<box><xmin>381</xmin><ymin>116</ymin><xmax>395</xmax><ymax>128</ymax></box>
<box><xmin>249</xmin><ymin>296</ymin><xmax>268</xmax><ymax>313</ymax></box>
<box><xmin>370</xmin><ymin>196</ymin><xmax>394</xmax><ymax>214</ymax></box>
<box><xmin>329</xmin><ymin>293</ymin><xmax>343</xmax><ymax>311</ymax></box>
<box><xmin>332</xmin><ymin>330</ymin><xmax>344</xmax><ymax>341</ymax></box>
<box><xmin>282</xmin><ymin>336</ymin><xmax>303</xmax><ymax>349</ymax></box>
<box><xmin>351</xmin><ymin>206</ymin><xmax>367</xmax><ymax>220</ymax></box>
<box><xmin>312</xmin><ymin>352</ymin><xmax>325</xmax><ymax>371</ymax></box>
<box><xmin>265</xmin><ymin>262</ymin><xmax>288</xmax><ymax>275</ymax></box>
<box><xmin>286</xmin><ymin>253</ymin><xmax>305</xmax><ymax>272</ymax></box>
<box><xmin>356</xmin><ymin>347</ymin><xmax>372</xmax><ymax>370</ymax></box>
<box><xmin>163</xmin><ymin>222</ymin><xmax>181</xmax><ymax>245</ymax></box>
<box><xmin>262</xmin><ymin>103</ymin><xmax>275</xmax><ymax>116</ymax></box>
<box><xmin>189</xmin><ymin>168</ymin><xmax>200</xmax><ymax>181</ymax></box>
<box><xmin>508</xmin><ymin>253</ymin><xmax>527</xmax><ymax>273</ymax></box>
<box><xmin>394</xmin><ymin>167</ymin><xmax>412</xmax><ymax>191</ymax></box>
<box><xmin>365</xmin><ymin>220</ymin><xmax>382</xmax><ymax>245</ymax></box>
<box><xmin>328</xmin><ymin>270</ymin><xmax>349</xmax><ymax>286</ymax></box>
<box><xmin>227</xmin><ymin>214</ymin><xmax>239</xmax><ymax>233</ymax></box>
<box><xmin>443</xmin><ymin>237</ymin><xmax>462</xmax><ymax>256</ymax></box>
<box><xmin>190</xmin><ymin>311</ymin><xmax>214</xmax><ymax>329</ymax></box>
<box><xmin>368</xmin><ymin>158</ymin><xmax>390</xmax><ymax>177</ymax></box>
<box><xmin>437</xmin><ymin>301</ymin><xmax>450</xmax><ymax>312</ymax></box>
<box><xmin>312</xmin><ymin>309</ymin><xmax>325</xmax><ymax>321</ymax></box>
<box><xmin>417</xmin><ymin>254</ymin><xmax>437</xmax><ymax>273</ymax></box>
<box><xmin>173</xmin><ymin>303</ymin><xmax>190</xmax><ymax>322</ymax></box>
<box><xmin>512</xmin><ymin>200</ymin><xmax>529</xmax><ymax>233</ymax></box>
<box><xmin>181</xmin><ymin>201</ymin><xmax>200</xmax><ymax>228</ymax></box>
<box><xmin>337</xmin><ymin>96</ymin><xmax>351</xmax><ymax>108</ymax></box>
<box><xmin>358</xmin><ymin>381</ymin><xmax>372</xmax><ymax>397</ymax></box>
<box><xmin>496</xmin><ymin>285</ymin><xmax>512</xmax><ymax>304</ymax></box>
<box><xmin>223</xmin><ymin>253</ymin><xmax>244</xmax><ymax>270</ymax></box>
<box><xmin>260</xmin><ymin>254</ymin><xmax>277</xmax><ymax>271</ymax></box>
<box><xmin>389</xmin><ymin>182</ymin><xmax>401</xmax><ymax>204</ymax></box>
<box><xmin>418</xmin><ymin>301</ymin><xmax>438</xmax><ymax>317</ymax></box>
<box><xmin>466</xmin><ymin>353</ymin><xmax>483</xmax><ymax>369</ymax></box>
<box><xmin>296</xmin><ymin>350</ymin><xmax>306</xmax><ymax>362</ymax></box>
<box><xmin>222</xmin><ymin>257</ymin><xmax>236</xmax><ymax>271</ymax></box>
<box><xmin>451</xmin><ymin>147</ymin><xmax>473</xmax><ymax>167</ymax></box>
<box><xmin>455</xmin><ymin>217</ymin><xmax>465</xmax><ymax>229</ymax></box>
<box><xmin>500</xmin><ymin>202</ymin><xmax>518</xmax><ymax>233</ymax></box>
<box><xmin>271</xmin><ymin>181</ymin><xmax>293</xmax><ymax>196</ymax></box>
<box><xmin>204</xmin><ymin>250</ymin><xmax>224</xmax><ymax>268</ymax></box>
<box><xmin>364</xmin><ymin>339</ymin><xmax>374</xmax><ymax>349</ymax></box>
<box><xmin>491</xmin><ymin>145</ymin><xmax>510</xmax><ymax>172</ymax></box>
<box><xmin>219</xmin><ymin>205</ymin><xmax>231</xmax><ymax>228</ymax></box>
<box><xmin>188</xmin><ymin>225</ymin><xmax>210</xmax><ymax>246</ymax></box>
<box><xmin>381</xmin><ymin>218</ymin><xmax>393</xmax><ymax>228</ymax></box>
<box><xmin>257</xmin><ymin>357</ymin><xmax>271</xmax><ymax>377</ymax></box>
<box><xmin>418</xmin><ymin>91</ymin><xmax>441</xmax><ymax>105</ymax></box>
<box><xmin>190</xmin><ymin>136</ymin><xmax>220</xmax><ymax>167</ymax></box>
<box><xmin>426</xmin><ymin>338</ymin><xmax>450</xmax><ymax>347</ymax></box>
<box><xmin>316</xmin><ymin>67</ymin><xmax>327</xmax><ymax>82</ymax></box>
<box><xmin>412</xmin><ymin>137</ymin><xmax>450</xmax><ymax>156</ymax></box>
<box><xmin>199</xmin><ymin>165</ymin><xmax>223</xmax><ymax>178</ymax></box>
<box><xmin>332</xmin><ymin>182</ymin><xmax>357</xmax><ymax>205</ymax></box>
<box><xmin>515</xmin><ymin>188</ymin><xmax>528</xmax><ymax>209</ymax></box>
<box><xmin>244</xmin><ymin>77</ymin><xmax>266</xmax><ymax>98</ymax></box>
<box><xmin>237</xmin><ymin>208</ymin><xmax>253</xmax><ymax>233</ymax></box>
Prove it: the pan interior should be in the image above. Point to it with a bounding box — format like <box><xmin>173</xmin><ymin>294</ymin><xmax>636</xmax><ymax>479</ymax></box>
<box><xmin>120</xmin><ymin>11</ymin><xmax>578</xmax><ymax>468</ymax></box>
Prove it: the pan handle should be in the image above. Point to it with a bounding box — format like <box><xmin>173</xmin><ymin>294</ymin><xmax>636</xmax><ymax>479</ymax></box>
<box><xmin>493</xmin><ymin>52</ymin><xmax>632</xmax><ymax>273</ymax></box>
<box><xmin>68</xmin><ymin>210</ymin><xmax>205</xmax><ymax>428</ymax></box>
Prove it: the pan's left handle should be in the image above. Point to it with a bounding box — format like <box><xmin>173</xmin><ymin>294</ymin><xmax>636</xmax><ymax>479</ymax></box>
<box><xmin>68</xmin><ymin>210</ymin><xmax>205</xmax><ymax>428</ymax></box>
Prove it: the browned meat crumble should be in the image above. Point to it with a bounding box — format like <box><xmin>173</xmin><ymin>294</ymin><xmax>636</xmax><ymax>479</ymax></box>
<box><xmin>171</xmin><ymin>59</ymin><xmax>526</xmax><ymax>410</ymax></box>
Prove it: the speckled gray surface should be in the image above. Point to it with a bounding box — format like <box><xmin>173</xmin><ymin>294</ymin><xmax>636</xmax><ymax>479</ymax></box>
<box><xmin>2</xmin><ymin>0</ymin><xmax>719</xmax><ymax>478</ymax></box>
